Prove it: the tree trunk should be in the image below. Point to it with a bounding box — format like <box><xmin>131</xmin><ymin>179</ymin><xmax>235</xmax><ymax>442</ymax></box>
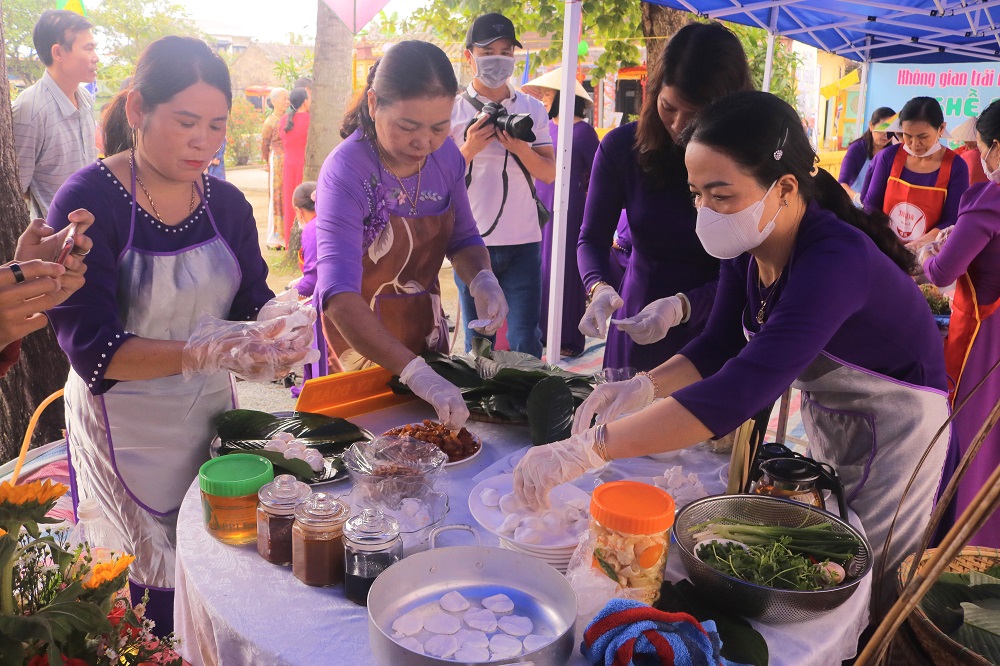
<box><xmin>640</xmin><ymin>3</ymin><xmax>689</xmax><ymax>70</ymax></box>
<box><xmin>0</xmin><ymin>15</ymin><xmax>69</xmax><ymax>462</ymax></box>
<box><xmin>304</xmin><ymin>2</ymin><xmax>355</xmax><ymax>182</ymax></box>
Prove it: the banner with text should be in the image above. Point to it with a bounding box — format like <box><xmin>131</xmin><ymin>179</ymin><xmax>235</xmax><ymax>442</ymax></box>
<box><xmin>866</xmin><ymin>62</ymin><xmax>1000</xmax><ymax>134</ymax></box>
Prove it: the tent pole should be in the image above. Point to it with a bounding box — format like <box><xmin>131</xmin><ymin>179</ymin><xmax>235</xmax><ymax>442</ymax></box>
<box><xmin>762</xmin><ymin>8</ymin><xmax>778</xmax><ymax>92</ymax></box>
<box><xmin>546</xmin><ymin>0</ymin><xmax>582</xmax><ymax>364</ymax></box>
<box><xmin>855</xmin><ymin>36</ymin><xmax>873</xmax><ymax>142</ymax></box>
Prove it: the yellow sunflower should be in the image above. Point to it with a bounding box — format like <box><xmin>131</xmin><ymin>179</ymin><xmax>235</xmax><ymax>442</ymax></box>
<box><xmin>0</xmin><ymin>479</ymin><xmax>68</xmax><ymax>507</ymax></box>
<box><xmin>83</xmin><ymin>554</ymin><xmax>135</xmax><ymax>590</ymax></box>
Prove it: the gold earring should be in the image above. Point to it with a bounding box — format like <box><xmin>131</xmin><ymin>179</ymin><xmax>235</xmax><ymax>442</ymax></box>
<box><xmin>782</xmin><ymin>199</ymin><xmax>789</xmax><ymax>207</ymax></box>
<box><xmin>131</xmin><ymin>126</ymin><xmax>138</xmax><ymax>148</ymax></box>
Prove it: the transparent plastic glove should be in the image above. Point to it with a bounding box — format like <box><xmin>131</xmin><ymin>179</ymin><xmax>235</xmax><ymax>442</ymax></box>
<box><xmin>579</xmin><ymin>284</ymin><xmax>624</xmax><ymax>339</ymax></box>
<box><xmin>919</xmin><ymin>225</ymin><xmax>953</xmax><ymax>265</ymax></box>
<box><xmin>611</xmin><ymin>296</ymin><xmax>685</xmax><ymax>345</ymax></box>
<box><xmin>467</xmin><ymin>270</ymin><xmax>508</xmax><ymax>335</ymax></box>
<box><xmin>257</xmin><ymin>292</ymin><xmax>303</xmax><ymax>321</ymax></box>
<box><xmin>513</xmin><ymin>428</ymin><xmax>605</xmax><ymax>510</ymax></box>
<box><xmin>181</xmin><ymin>314</ymin><xmax>318</xmax><ymax>381</ymax></box>
<box><xmin>399</xmin><ymin>356</ymin><xmax>470</xmax><ymax>429</ymax></box>
<box><xmin>572</xmin><ymin>373</ymin><xmax>655</xmax><ymax>435</ymax></box>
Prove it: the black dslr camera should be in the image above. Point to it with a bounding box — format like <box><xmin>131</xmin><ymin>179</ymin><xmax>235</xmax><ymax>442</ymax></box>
<box><xmin>473</xmin><ymin>101</ymin><xmax>536</xmax><ymax>143</ymax></box>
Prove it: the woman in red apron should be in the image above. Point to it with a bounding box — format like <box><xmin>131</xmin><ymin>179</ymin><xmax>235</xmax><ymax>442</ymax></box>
<box><xmin>863</xmin><ymin>96</ymin><xmax>970</xmax><ymax>248</ymax></box>
<box><xmin>314</xmin><ymin>41</ymin><xmax>508</xmax><ymax>429</ymax></box>
<box><xmin>921</xmin><ymin>99</ymin><xmax>1000</xmax><ymax>547</ymax></box>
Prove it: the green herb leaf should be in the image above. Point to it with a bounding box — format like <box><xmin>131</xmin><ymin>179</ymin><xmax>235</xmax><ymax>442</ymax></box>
<box><xmin>527</xmin><ymin>376</ymin><xmax>576</xmax><ymax>446</ymax></box>
<box><xmin>593</xmin><ymin>549</ymin><xmax>619</xmax><ymax>582</ymax></box>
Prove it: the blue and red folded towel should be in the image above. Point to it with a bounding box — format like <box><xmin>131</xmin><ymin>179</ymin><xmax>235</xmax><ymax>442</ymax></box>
<box><xmin>582</xmin><ymin>598</ymin><xmax>746</xmax><ymax>666</ymax></box>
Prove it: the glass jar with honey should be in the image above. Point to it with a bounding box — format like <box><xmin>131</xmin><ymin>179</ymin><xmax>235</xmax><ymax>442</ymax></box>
<box><xmin>257</xmin><ymin>474</ymin><xmax>312</xmax><ymax>565</ymax></box>
<box><xmin>750</xmin><ymin>457</ymin><xmax>824</xmax><ymax>508</ymax></box>
<box><xmin>292</xmin><ymin>493</ymin><xmax>350</xmax><ymax>587</ymax></box>
<box><xmin>199</xmin><ymin>454</ymin><xmax>274</xmax><ymax>545</ymax></box>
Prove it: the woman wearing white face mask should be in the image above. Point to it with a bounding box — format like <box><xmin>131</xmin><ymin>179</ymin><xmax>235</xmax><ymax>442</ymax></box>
<box><xmin>863</xmin><ymin>96</ymin><xmax>970</xmax><ymax>248</ymax></box>
<box><xmin>513</xmin><ymin>92</ymin><xmax>949</xmax><ymax>615</ymax></box>
<box><xmin>920</xmin><ymin>99</ymin><xmax>1000</xmax><ymax>548</ymax></box>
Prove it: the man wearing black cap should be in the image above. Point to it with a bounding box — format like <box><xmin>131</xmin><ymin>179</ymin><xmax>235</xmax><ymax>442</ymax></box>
<box><xmin>451</xmin><ymin>12</ymin><xmax>555</xmax><ymax>359</ymax></box>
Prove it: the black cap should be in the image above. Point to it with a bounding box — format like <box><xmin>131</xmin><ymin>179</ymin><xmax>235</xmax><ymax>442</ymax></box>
<box><xmin>466</xmin><ymin>13</ymin><xmax>522</xmax><ymax>50</ymax></box>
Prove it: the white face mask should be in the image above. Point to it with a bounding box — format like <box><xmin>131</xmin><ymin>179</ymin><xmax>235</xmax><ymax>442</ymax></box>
<box><xmin>903</xmin><ymin>139</ymin><xmax>943</xmax><ymax>158</ymax></box>
<box><xmin>695</xmin><ymin>181</ymin><xmax>781</xmax><ymax>260</ymax></box>
<box><xmin>981</xmin><ymin>144</ymin><xmax>1000</xmax><ymax>184</ymax></box>
<box><xmin>474</xmin><ymin>55</ymin><xmax>515</xmax><ymax>89</ymax></box>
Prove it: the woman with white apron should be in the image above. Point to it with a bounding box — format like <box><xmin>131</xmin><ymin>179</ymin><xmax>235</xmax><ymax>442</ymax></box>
<box><xmin>863</xmin><ymin>96</ymin><xmax>970</xmax><ymax>248</ymax></box>
<box><xmin>46</xmin><ymin>37</ymin><xmax>307</xmax><ymax>635</ymax></box>
<box><xmin>315</xmin><ymin>41</ymin><xmax>507</xmax><ymax>430</ymax></box>
<box><xmin>513</xmin><ymin>92</ymin><xmax>950</xmax><ymax>620</ymax></box>
<box><xmin>838</xmin><ymin>106</ymin><xmax>895</xmax><ymax>205</ymax></box>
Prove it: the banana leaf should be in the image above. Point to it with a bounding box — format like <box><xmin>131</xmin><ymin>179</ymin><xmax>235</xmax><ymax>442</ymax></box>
<box><xmin>655</xmin><ymin>580</ymin><xmax>769</xmax><ymax>666</ymax></box>
<box><xmin>953</xmin><ymin>601</ymin><xmax>1000</xmax><ymax>664</ymax></box>
<box><xmin>214</xmin><ymin>409</ymin><xmax>369</xmax><ymax>447</ymax></box>
<box><xmin>527</xmin><ymin>376</ymin><xmax>576</xmax><ymax>445</ymax></box>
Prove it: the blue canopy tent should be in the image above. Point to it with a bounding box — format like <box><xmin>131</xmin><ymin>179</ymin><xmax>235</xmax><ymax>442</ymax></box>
<box><xmin>544</xmin><ymin>0</ymin><xmax>1000</xmax><ymax>360</ymax></box>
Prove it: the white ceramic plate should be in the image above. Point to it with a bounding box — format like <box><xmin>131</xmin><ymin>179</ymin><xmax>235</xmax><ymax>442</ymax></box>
<box><xmin>468</xmin><ymin>474</ymin><xmax>590</xmax><ymax>550</ymax></box>
<box><xmin>381</xmin><ymin>423</ymin><xmax>484</xmax><ymax>467</ymax></box>
<box><xmin>499</xmin><ymin>538</ymin><xmax>574</xmax><ymax>562</ymax></box>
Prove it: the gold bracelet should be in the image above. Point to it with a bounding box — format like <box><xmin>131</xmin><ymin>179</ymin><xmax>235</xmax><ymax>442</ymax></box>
<box><xmin>637</xmin><ymin>370</ymin><xmax>660</xmax><ymax>399</ymax></box>
<box><xmin>587</xmin><ymin>280</ymin><xmax>610</xmax><ymax>303</ymax></box>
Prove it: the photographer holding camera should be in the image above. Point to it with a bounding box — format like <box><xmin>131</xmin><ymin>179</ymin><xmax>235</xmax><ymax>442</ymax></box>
<box><xmin>452</xmin><ymin>13</ymin><xmax>555</xmax><ymax>358</ymax></box>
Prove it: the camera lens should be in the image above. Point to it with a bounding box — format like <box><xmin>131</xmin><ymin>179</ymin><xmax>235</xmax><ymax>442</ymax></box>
<box><xmin>497</xmin><ymin>113</ymin><xmax>535</xmax><ymax>142</ymax></box>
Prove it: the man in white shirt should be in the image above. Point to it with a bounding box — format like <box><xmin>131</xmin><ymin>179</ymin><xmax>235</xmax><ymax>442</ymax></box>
<box><xmin>13</xmin><ymin>9</ymin><xmax>99</xmax><ymax>219</ymax></box>
<box><xmin>451</xmin><ymin>12</ymin><xmax>555</xmax><ymax>358</ymax></box>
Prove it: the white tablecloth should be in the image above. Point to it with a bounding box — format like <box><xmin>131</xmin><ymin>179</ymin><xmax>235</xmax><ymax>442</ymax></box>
<box><xmin>174</xmin><ymin>402</ymin><xmax>870</xmax><ymax>665</ymax></box>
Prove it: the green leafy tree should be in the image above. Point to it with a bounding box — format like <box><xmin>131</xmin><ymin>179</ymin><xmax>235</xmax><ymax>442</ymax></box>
<box><xmin>2</xmin><ymin>0</ymin><xmax>54</xmax><ymax>87</ymax></box>
<box><xmin>274</xmin><ymin>50</ymin><xmax>314</xmax><ymax>90</ymax></box>
<box><xmin>727</xmin><ymin>23</ymin><xmax>800</xmax><ymax>107</ymax></box>
<box><xmin>90</xmin><ymin>0</ymin><xmax>200</xmax><ymax>70</ymax></box>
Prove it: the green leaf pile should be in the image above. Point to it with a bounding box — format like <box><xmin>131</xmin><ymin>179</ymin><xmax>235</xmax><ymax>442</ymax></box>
<box><xmin>920</xmin><ymin>564</ymin><xmax>1000</xmax><ymax>661</ymax></box>
<box><xmin>401</xmin><ymin>341</ymin><xmax>594</xmax><ymax>445</ymax></box>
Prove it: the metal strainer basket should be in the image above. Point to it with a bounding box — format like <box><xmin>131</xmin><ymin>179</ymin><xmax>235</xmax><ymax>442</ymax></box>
<box><xmin>673</xmin><ymin>494</ymin><xmax>872</xmax><ymax>623</ymax></box>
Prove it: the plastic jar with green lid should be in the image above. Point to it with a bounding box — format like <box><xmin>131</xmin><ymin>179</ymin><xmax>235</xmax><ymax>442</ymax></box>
<box><xmin>589</xmin><ymin>480</ymin><xmax>675</xmax><ymax>604</ymax></box>
<box><xmin>292</xmin><ymin>493</ymin><xmax>350</xmax><ymax>587</ymax></box>
<box><xmin>199</xmin><ymin>454</ymin><xmax>274</xmax><ymax>545</ymax></box>
<box><xmin>257</xmin><ymin>474</ymin><xmax>312</xmax><ymax>565</ymax></box>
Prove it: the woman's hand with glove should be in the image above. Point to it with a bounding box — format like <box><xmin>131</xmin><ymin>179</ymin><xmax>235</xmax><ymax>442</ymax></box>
<box><xmin>513</xmin><ymin>428</ymin><xmax>606</xmax><ymax>510</ymax></box>
<box><xmin>467</xmin><ymin>270</ymin><xmax>508</xmax><ymax>335</ymax></box>
<box><xmin>181</xmin><ymin>309</ymin><xmax>319</xmax><ymax>381</ymax></box>
<box><xmin>572</xmin><ymin>373</ymin><xmax>655</xmax><ymax>434</ymax></box>
<box><xmin>400</xmin><ymin>356</ymin><xmax>470</xmax><ymax>429</ymax></box>
<box><xmin>611</xmin><ymin>295</ymin><xmax>687</xmax><ymax>345</ymax></box>
<box><xmin>579</xmin><ymin>284</ymin><xmax>623</xmax><ymax>339</ymax></box>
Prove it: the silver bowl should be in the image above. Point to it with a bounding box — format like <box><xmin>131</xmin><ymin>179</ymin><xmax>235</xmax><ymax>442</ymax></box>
<box><xmin>673</xmin><ymin>494</ymin><xmax>872</xmax><ymax>623</ymax></box>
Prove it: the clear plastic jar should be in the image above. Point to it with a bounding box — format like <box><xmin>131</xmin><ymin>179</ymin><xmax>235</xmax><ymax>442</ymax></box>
<box><xmin>199</xmin><ymin>455</ymin><xmax>274</xmax><ymax>545</ymax></box>
<box><xmin>589</xmin><ymin>481</ymin><xmax>675</xmax><ymax>605</ymax></box>
<box><xmin>751</xmin><ymin>458</ymin><xmax>824</xmax><ymax>508</ymax></box>
<box><xmin>257</xmin><ymin>475</ymin><xmax>312</xmax><ymax>565</ymax></box>
<box><xmin>343</xmin><ymin>508</ymin><xmax>402</xmax><ymax>606</ymax></box>
<box><xmin>292</xmin><ymin>493</ymin><xmax>350</xmax><ymax>587</ymax></box>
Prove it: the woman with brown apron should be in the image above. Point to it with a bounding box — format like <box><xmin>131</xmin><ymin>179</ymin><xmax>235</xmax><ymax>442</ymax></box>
<box><xmin>514</xmin><ymin>93</ymin><xmax>950</xmax><ymax>618</ymax></box>
<box><xmin>863</xmin><ymin>96</ymin><xmax>970</xmax><ymax>248</ymax></box>
<box><xmin>315</xmin><ymin>41</ymin><xmax>507</xmax><ymax>429</ymax></box>
<box><xmin>921</xmin><ymin>99</ymin><xmax>1000</xmax><ymax>548</ymax></box>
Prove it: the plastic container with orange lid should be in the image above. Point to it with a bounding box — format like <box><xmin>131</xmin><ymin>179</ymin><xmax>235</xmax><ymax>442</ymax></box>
<box><xmin>588</xmin><ymin>480</ymin><xmax>675</xmax><ymax>604</ymax></box>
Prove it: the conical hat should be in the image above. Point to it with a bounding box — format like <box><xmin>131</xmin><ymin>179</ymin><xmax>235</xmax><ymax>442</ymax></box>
<box><xmin>521</xmin><ymin>68</ymin><xmax>593</xmax><ymax>107</ymax></box>
<box><xmin>949</xmin><ymin>116</ymin><xmax>978</xmax><ymax>142</ymax></box>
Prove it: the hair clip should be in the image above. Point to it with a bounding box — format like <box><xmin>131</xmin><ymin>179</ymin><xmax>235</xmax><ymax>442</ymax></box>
<box><xmin>773</xmin><ymin>124</ymin><xmax>790</xmax><ymax>161</ymax></box>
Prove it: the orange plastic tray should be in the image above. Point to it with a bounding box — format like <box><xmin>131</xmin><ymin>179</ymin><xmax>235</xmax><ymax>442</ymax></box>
<box><xmin>293</xmin><ymin>366</ymin><xmax>416</xmax><ymax>418</ymax></box>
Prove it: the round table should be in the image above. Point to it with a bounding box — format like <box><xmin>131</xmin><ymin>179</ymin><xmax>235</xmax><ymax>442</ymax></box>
<box><xmin>174</xmin><ymin>402</ymin><xmax>870</xmax><ymax>665</ymax></box>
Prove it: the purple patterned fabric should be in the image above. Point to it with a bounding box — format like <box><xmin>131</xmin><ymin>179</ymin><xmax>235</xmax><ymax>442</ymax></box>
<box><xmin>675</xmin><ymin>202</ymin><xmax>946</xmax><ymax>437</ymax></box>
<box><xmin>45</xmin><ymin>162</ymin><xmax>273</xmax><ymax>395</ymax></box>
<box><xmin>314</xmin><ymin>130</ymin><xmax>485</xmax><ymax>309</ymax></box>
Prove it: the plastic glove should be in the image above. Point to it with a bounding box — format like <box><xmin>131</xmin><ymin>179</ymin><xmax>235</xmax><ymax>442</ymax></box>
<box><xmin>611</xmin><ymin>296</ymin><xmax>686</xmax><ymax>345</ymax></box>
<box><xmin>579</xmin><ymin>284</ymin><xmax>624</xmax><ymax>339</ymax></box>
<box><xmin>181</xmin><ymin>313</ymin><xmax>319</xmax><ymax>381</ymax></box>
<box><xmin>257</xmin><ymin>292</ymin><xmax>303</xmax><ymax>321</ymax></box>
<box><xmin>513</xmin><ymin>428</ymin><xmax>605</xmax><ymax>510</ymax></box>
<box><xmin>467</xmin><ymin>270</ymin><xmax>508</xmax><ymax>335</ymax></box>
<box><xmin>919</xmin><ymin>226</ymin><xmax>953</xmax><ymax>265</ymax></box>
<box><xmin>572</xmin><ymin>373</ymin><xmax>655</xmax><ymax>435</ymax></box>
<box><xmin>399</xmin><ymin>356</ymin><xmax>470</xmax><ymax>429</ymax></box>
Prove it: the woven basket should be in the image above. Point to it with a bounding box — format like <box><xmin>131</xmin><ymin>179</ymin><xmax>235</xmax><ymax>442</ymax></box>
<box><xmin>896</xmin><ymin>546</ymin><xmax>1000</xmax><ymax>666</ymax></box>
